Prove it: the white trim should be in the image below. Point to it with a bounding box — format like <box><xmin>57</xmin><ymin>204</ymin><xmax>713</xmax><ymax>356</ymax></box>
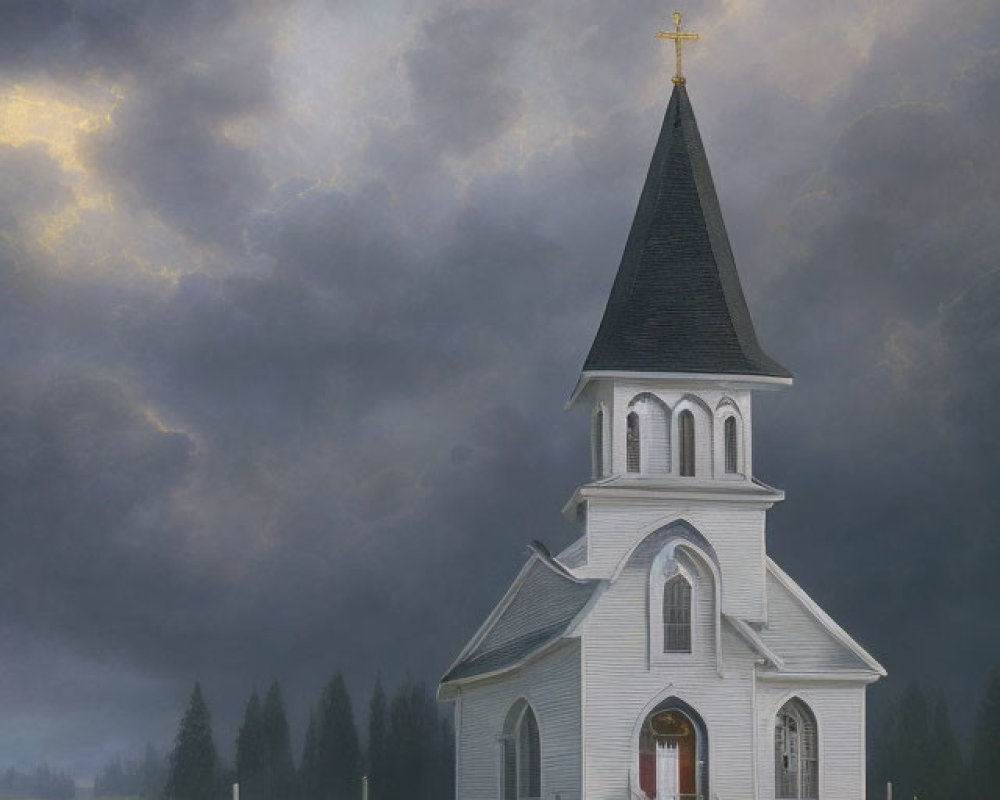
<box><xmin>608</xmin><ymin>521</ymin><xmax>724</xmax><ymax>675</ymax></box>
<box><xmin>770</xmin><ymin>694</ymin><xmax>821</xmax><ymax>800</ymax></box>
<box><xmin>527</xmin><ymin>542</ymin><xmax>590</xmax><ymax>584</ymax></box>
<box><xmin>561</xmin><ymin>480</ymin><xmax>784</xmax><ymax>521</ymax></box>
<box><xmin>766</xmin><ymin>558</ymin><xmax>887</xmax><ymax>677</ymax></box>
<box><xmin>441</xmin><ymin>637</ymin><xmax>578</xmax><ymax>690</ymax></box>
<box><xmin>672</xmin><ymin>394</ymin><xmax>713</xmax><ymax>477</ymax></box>
<box><xmin>567</xmin><ymin>371</ymin><xmax>793</xmax><ymax>407</ymax></box>
<box><xmin>751</xmin><ymin>662</ymin><xmax>760</xmax><ymax>800</ymax></box>
<box><xmin>714</xmin><ymin>398</ymin><xmax>745</xmax><ymax>479</ymax></box>
<box><xmin>440</xmin><ymin>544</ymin><xmax>593</xmax><ymax>689</ymax></box>
<box><xmin>455</xmin><ymin>688</ymin><xmax>463</xmax><ymax>800</ymax></box>
<box><xmin>627</xmin><ymin>392</ymin><xmax>672</xmax><ymax>475</ymax></box>
<box><xmin>649</xmin><ymin>555</ymin><xmax>697</xmax><ymax>665</ymax></box>
<box><xmin>628</xmin><ymin>689</ymin><xmax>709</xmax><ymax>800</ymax></box>
<box><xmin>441</xmin><ymin>555</ymin><xmax>540</xmax><ymax>683</ymax></box>
<box><xmin>562</xmin><ymin>580</ymin><xmax>607</xmax><ymax>638</ymax></box>
<box><xmin>756</xmin><ymin>670</ymin><xmax>882</xmax><ymax>684</ymax></box>
<box><xmin>725</xmin><ymin>614</ymin><xmax>785</xmax><ymax>669</ymax></box>
<box><xmin>592</xmin><ymin>402</ymin><xmax>609</xmax><ymax>479</ymax></box>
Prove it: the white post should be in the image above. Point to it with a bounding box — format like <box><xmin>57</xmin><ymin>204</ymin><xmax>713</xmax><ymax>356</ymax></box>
<box><xmin>885</xmin><ymin>781</ymin><xmax>891</xmax><ymax>800</ymax></box>
<box><xmin>362</xmin><ymin>775</ymin><xmax>369</xmax><ymax>800</ymax></box>
<box><xmin>233</xmin><ymin>783</ymin><xmax>240</xmax><ymax>800</ymax></box>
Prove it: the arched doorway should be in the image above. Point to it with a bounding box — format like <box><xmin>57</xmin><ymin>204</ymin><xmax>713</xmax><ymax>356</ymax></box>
<box><xmin>638</xmin><ymin>699</ymin><xmax>708</xmax><ymax>800</ymax></box>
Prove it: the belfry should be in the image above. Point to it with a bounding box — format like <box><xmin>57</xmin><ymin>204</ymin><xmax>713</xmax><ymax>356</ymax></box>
<box><xmin>440</xmin><ymin>14</ymin><xmax>884</xmax><ymax>800</ymax></box>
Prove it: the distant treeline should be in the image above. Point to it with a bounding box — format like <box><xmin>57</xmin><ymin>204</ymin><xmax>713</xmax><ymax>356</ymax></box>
<box><xmin>0</xmin><ymin>764</ymin><xmax>75</xmax><ymax>799</ymax></box>
<box><xmin>93</xmin><ymin>675</ymin><xmax>453</xmax><ymax>800</ymax></box>
<box><xmin>95</xmin><ymin>662</ymin><xmax>1000</xmax><ymax>800</ymax></box>
<box><xmin>868</xmin><ymin>664</ymin><xmax>1000</xmax><ymax>800</ymax></box>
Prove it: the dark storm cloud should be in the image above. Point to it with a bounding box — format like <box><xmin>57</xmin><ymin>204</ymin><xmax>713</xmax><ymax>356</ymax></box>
<box><xmin>741</xmin><ymin>8</ymin><xmax>1000</xmax><ymax>725</ymax></box>
<box><xmin>0</xmin><ymin>143</ymin><xmax>71</xmax><ymax>226</ymax></box>
<box><xmin>406</xmin><ymin>5</ymin><xmax>527</xmax><ymax>154</ymax></box>
<box><xmin>0</xmin><ymin>0</ymin><xmax>996</xmax><ymax>778</ymax></box>
<box><xmin>0</xmin><ymin>371</ymin><xmax>203</xmax><ymax>656</ymax></box>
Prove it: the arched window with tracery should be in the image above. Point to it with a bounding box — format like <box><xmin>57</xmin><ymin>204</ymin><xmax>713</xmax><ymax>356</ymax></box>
<box><xmin>663</xmin><ymin>573</ymin><xmax>692</xmax><ymax>653</ymax></box>
<box><xmin>679</xmin><ymin>410</ymin><xmax>695</xmax><ymax>477</ymax></box>
<box><xmin>503</xmin><ymin>703</ymin><xmax>541</xmax><ymax>800</ymax></box>
<box><xmin>724</xmin><ymin>416</ymin><xmax>738</xmax><ymax>474</ymax></box>
<box><xmin>775</xmin><ymin>698</ymin><xmax>818</xmax><ymax>799</ymax></box>
<box><xmin>592</xmin><ymin>407</ymin><xmax>605</xmax><ymax>478</ymax></box>
<box><xmin>627</xmin><ymin>412</ymin><xmax>640</xmax><ymax>473</ymax></box>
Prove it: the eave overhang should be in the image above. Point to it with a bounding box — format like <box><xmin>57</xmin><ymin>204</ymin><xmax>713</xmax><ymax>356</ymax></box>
<box><xmin>567</xmin><ymin>370</ymin><xmax>793</xmax><ymax>409</ymax></box>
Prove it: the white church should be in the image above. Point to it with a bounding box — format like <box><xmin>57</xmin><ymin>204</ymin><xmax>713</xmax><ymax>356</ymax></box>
<box><xmin>438</xmin><ymin>19</ymin><xmax>885</xmax><ymax>800</ymax></box>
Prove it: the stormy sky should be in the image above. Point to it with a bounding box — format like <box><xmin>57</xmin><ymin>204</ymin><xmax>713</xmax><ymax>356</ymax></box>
<box><xmin>0</xmin><ymin>0</ymin><xmax>998</xmax><ymax>778</ymax></box>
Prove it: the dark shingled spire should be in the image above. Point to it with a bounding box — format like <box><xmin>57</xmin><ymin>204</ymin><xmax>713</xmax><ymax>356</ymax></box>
<box><xmin>582</xmin><ymin>83</ymin><xmax>790</xmax><ymax>378</ymax></box>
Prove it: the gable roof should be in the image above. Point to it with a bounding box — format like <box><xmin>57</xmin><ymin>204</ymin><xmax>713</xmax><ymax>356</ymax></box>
<box><xmin>439</xmin><ymin>545</ymin><xmax>599</xmax><ymax>687</ymax></box>
<box><xmin>757</xmin><ymin>558</ymin><xmax>886</xmax><ymax>676</ymax></box>
<box><xmin>581</xmin><ymin>83</ymin><xmax>790</xmax><ymax>379</ymax></box>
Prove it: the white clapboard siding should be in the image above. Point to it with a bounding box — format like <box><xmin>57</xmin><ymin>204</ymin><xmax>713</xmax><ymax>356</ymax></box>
<box><xmin>757</xmin><ymin>570</ymin><xmax>870</xmax><ymax>672</ymax></box>
<box><xmin>456</xmin><ymin>641</ymin><xmax>582</xmax><ymax>800</ymax></box>
<box><xmin>582</xmin><ymin>500</ymin><xmax>770</xmax><ymax>622</ymax></box>
<box><xmin>580</xmin><ymin>536</ymin><xmax>762</xmax><ymax>800</ymax></box>
<box><xmin>756</xmin><ymin>682</ymin><xmax>867</xmax><ymax>800</ymax></box>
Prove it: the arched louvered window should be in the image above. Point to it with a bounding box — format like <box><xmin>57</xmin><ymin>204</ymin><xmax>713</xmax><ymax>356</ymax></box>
<box><xmin>626</xmin><ymin>412</ymin><xmax>640</xmax><ymax>473</ymax></box>
<box><xmin>517</xmin><ymin>706</ymin><xmax>541</xmax><ymax>800</ymax></box>
<box><xmin>724</xmin><ymin>416</ymin><xmax>738</xmax><ymax>474</ymax></box>
<box><xmin>592</xmin><ymin>407</ymin><xmax>605</xmax><ymax>478</ymax></box>
<box><xmin>662</xmin><ymin>573</ymin><xmax>692</xmax><ymax>652</ymax></box>
<box><xmin>775</xmin><ymin>699</ymin><xmax>818</xmax><ymax>799</ymax></box>
<box><xmin>679</xmin><ymin>410</ymin><xmax>695</xmax><ymax>477</ymax></box>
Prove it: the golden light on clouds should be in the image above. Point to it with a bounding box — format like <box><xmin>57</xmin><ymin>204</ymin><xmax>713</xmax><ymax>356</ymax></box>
<box><xmin>0</xmin><ymin>83</ymin><xmax>119</xmax><ymax>259</ymax></box>
<box><xmin>0</xmin><ymin>84</ymin><xmax>118</xmax><ymax>173</ymax></box>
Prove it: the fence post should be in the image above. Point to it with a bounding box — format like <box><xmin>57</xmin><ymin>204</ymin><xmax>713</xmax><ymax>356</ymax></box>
<box><xmin>886</xmin><ymin>781</ymin><xmax>892</xmax><ymax>800</ymax></box>
<box><xmin>362</xmin><ymin>774</ymin><xmax>369</xmax><ymax>800</ymax></box>
<box><xmin>233</xmin><ymin>783</ymin><xmax>240</xmax><ymax>800</ymax></box>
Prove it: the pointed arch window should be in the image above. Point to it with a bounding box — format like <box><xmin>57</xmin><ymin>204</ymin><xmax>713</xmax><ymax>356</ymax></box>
<box><xmin>678</xmin><ymin>410</ymin><xmax>695</xmax><ymax>477</ymax></box>
<box><xmin>775</xmin><ymin>699</ymin><xmax>818</xmax><ymax>799</ymax></box>
<box><xmin>503</xmin><ymin>705</ymin><xmax>541</xmax><ymax>800</ymax></box>
<box><xmin>592</xmin><ymin>407</ymin><xmax>605</xmax><ymax>478</ymax></box>
<box><xmin>724</xmin><ymin>416</ymin><xmax>738</xmax><ymax>474</ymax></box>
<box><xmin>627</xmin><ymin>412</ymin><xmax>640</xmax><ymax>473</ymax></box>
<box><xmin>663</xmin><ymin>574</ymin><xmax>692</xmax><ymax>653</ymax></box>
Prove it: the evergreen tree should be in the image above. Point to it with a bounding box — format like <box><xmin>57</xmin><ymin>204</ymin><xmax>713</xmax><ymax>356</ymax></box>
<box><xmin>367</xmin><ymin>677</ymin><xmax>387</xmax><ymax>800</ymax></box>
<box><xmin>381</xmin><ymin>682</ymin><xmax>453</xmax><ymax>800</ymax></box>
<box><xmin>166</xmin><ymin>683</ymin><xmax>219</xmax><ymax>800</ymax></box>
<box><xmin>236</xmin><ymin>690</ymin><xmax>266</xmax><ymax>800</ymax></box>
<box><xmin>972</xmin><ymin>664</ymin><xmax>1000</xmax><ymax>800</ymax></box>
<box><xmin>437</xmin><ymin>715</ymin><xmax>455</xmax><ymax>800</ymax></box>
<box><xmin>315</xmin><ymin>672</ymin><xmax>362</xmax><ymax>800</ymax></box>
<box><xmin>869</xmin><ymin>684</ymin><xmax>964</xmax><ymax>800</ymax></box>
<box><xmin>140</xmin><ymin>743</ymin><xmax>168</xmax><ymax>799</ymax></box>
<box><xmin>869</xmin><ymin>684</ymin><xmax>929</xmax><ymax>800</ymax></box>
<box><xmin>299</xmin><ymin>712</ymin><xmax>319</xmax><ymax>800</ymax></box>
<box><xmin>923</xmin><ymin>699</ymin><xmax>965</xmax><ymax>800</ymax></box>
<box><xmin>261</xmin><ymin>681</ymin><xmax>296</xmax><ymax>800</ymax></box>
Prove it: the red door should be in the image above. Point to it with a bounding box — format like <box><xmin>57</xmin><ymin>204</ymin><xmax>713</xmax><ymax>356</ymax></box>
<box><xmin>639</xmin><ymin>710</ymin><xmax>698</xmax><ymax>798</ymax></box>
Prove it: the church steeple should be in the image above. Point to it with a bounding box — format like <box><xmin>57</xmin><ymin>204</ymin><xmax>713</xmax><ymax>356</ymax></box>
<box><xmin>570</xmin><ymin>75</ymin><xmax>790</xmax><ymax>486</ymax></box>
<box><xmin>579</xmin><ymin>82</ymin><xmax>790</xmax><ymax>384</ymax></box>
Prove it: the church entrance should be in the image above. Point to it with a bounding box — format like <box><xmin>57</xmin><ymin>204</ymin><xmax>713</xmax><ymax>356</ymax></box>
<box><xmin>637</xmin><ymin>700</ymin><xmax>707</xmax><ymax>800</ymax></box>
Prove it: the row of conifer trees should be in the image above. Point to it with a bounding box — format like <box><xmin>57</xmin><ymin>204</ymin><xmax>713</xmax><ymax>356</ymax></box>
<box><xmin>108</xmin><ymin>663</ymin><xmax>1000</xmax><ymax>800</ymax></box>
<box><xmin>867</xmin><ymin>664</ymin><xmax>1000</xmax><ymax>800</ymax></box>
<box><xmin>113</xmin><ymin>673</ymin><xmax>453</xmax><ymax>800</ymax></box>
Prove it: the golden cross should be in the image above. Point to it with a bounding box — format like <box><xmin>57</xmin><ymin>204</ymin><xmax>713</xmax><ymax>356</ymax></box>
<box><xmin>655</xmin><ymin>11</ymin><xmax>700</xmax><ymax>85</ymax></box>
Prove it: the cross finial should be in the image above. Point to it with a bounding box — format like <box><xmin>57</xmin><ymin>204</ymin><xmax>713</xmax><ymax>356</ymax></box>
<box><xmin>655</xmin><ymin>11</ymin><xmax>699</xmax><ymax>85</ymax></box>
